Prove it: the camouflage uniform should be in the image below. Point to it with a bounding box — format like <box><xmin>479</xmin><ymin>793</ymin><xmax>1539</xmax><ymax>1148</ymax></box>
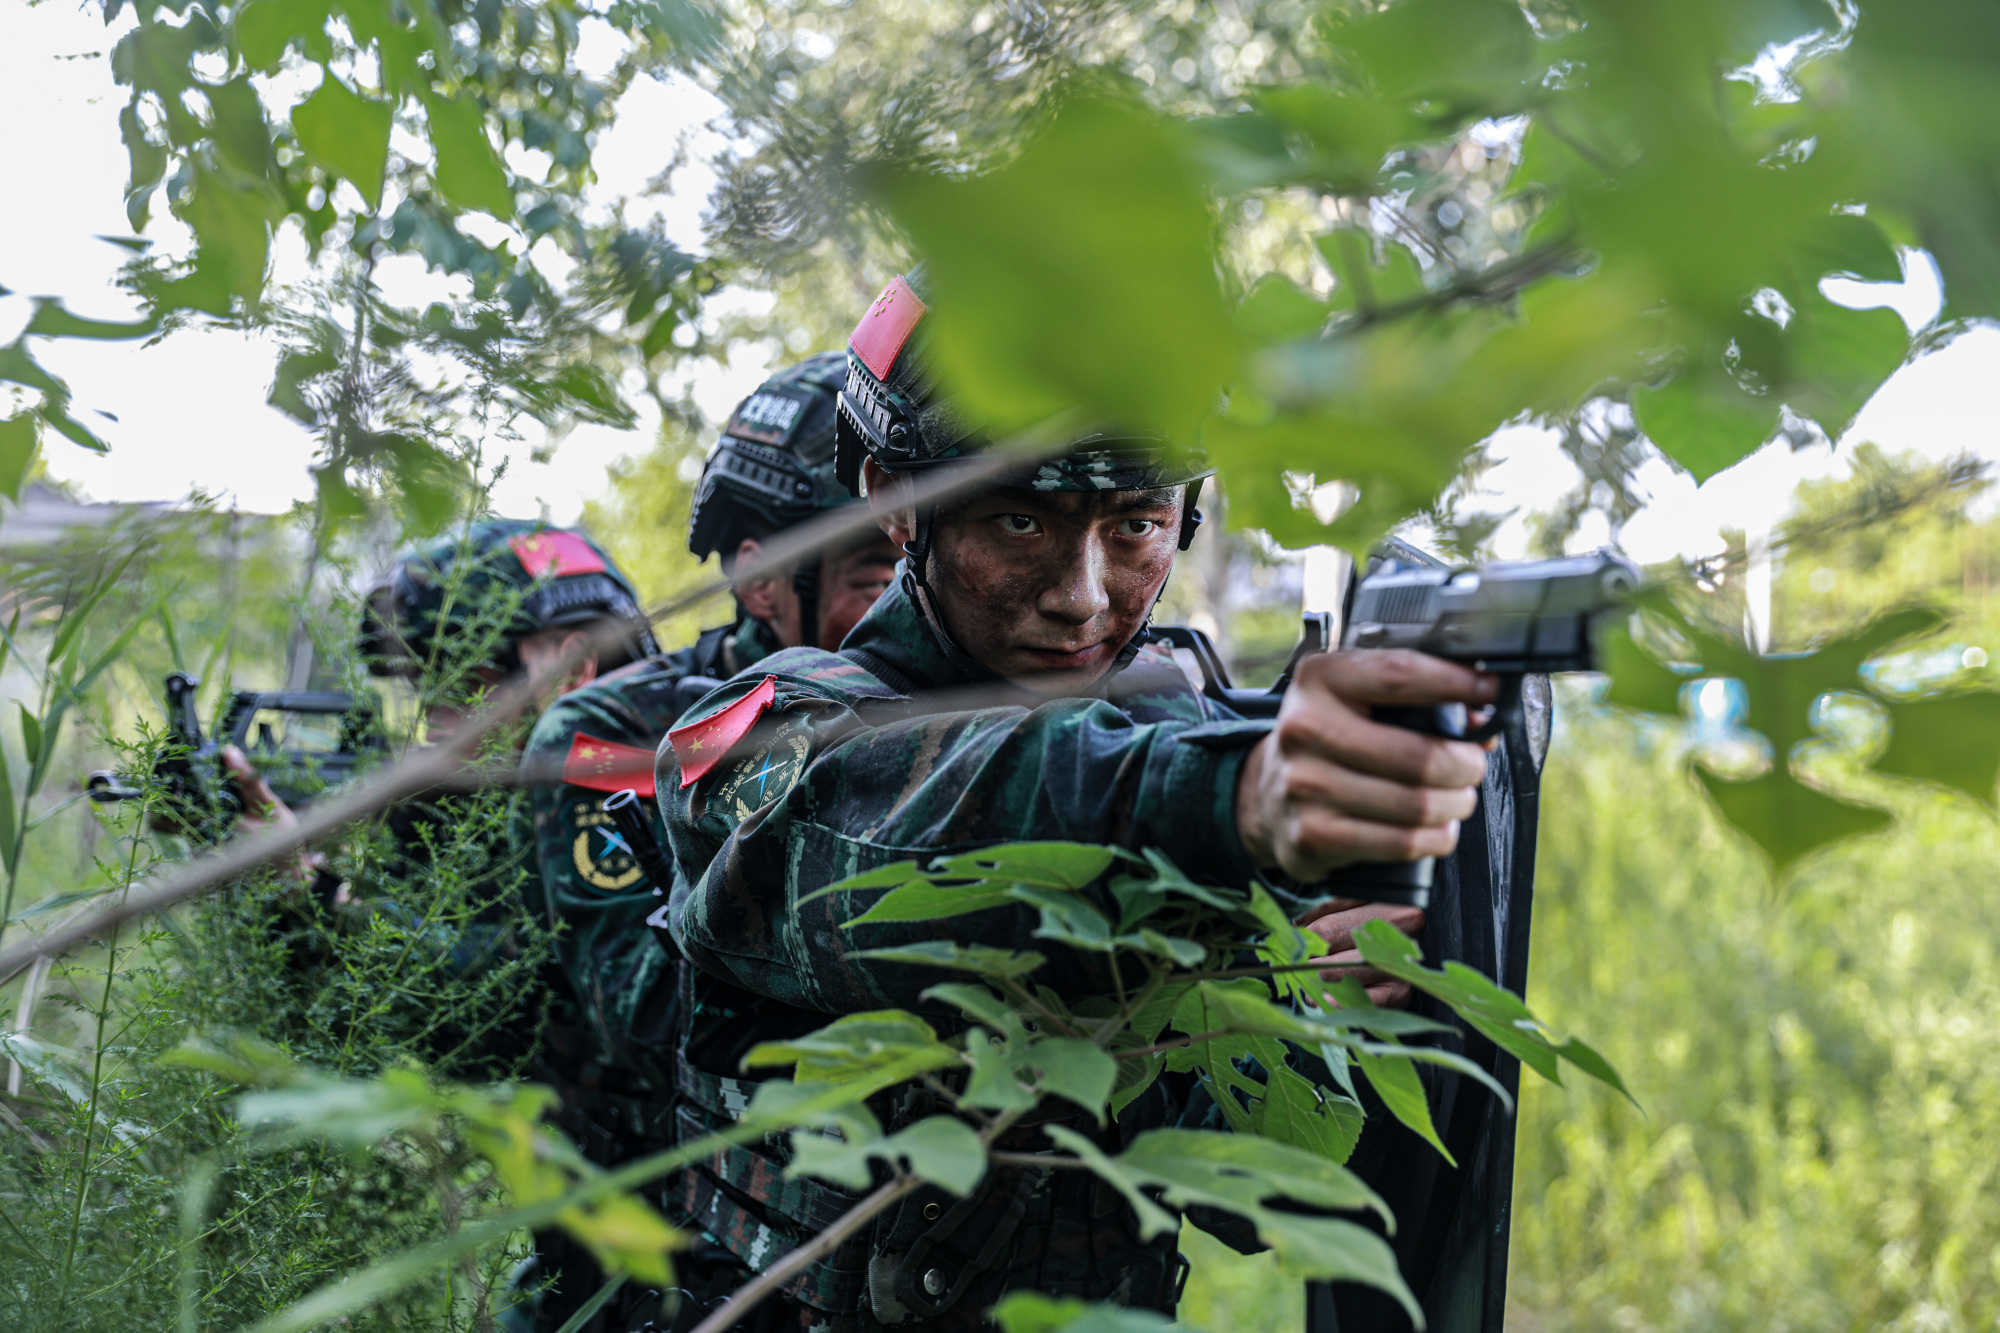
<box><xmin>515</xmin><ymin>353</ymin><xmax>885</xmax><ymax>1333</ymax></box>
<box><xmin>521</xmin><ymin>616</ymin><xmax>782</xmax><ymax>1138</ymax></box>
<box><xmin>657</xmin><ymin>572</ymin><xmax>1272</xmax><ymax>1332</ymax></box>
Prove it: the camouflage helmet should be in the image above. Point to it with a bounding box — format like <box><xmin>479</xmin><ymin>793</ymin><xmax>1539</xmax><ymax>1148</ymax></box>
<box><xmin>832</xmin><ymin>266</ymin><xmax>1215</xmax><ymax>522</ymax></box>
<box><xmin>687</xmin><ymin>352</ymin><xmax>855</xmax><ymax>568</ymax></box>
<box><xmin>359</xmin><ymin>519</ymin><xmax>659</xmax><ymax>678</ymax></box>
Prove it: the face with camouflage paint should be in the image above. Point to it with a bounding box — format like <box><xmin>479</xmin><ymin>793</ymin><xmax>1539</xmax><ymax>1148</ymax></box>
<box><xmin>866</xmin><ymin>460</ymin><xmax>1184</xmax><ymax>694</ymax></box>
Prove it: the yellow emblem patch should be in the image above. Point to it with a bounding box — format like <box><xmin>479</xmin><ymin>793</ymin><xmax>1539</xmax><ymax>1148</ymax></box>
<box><xmin>569</xmin><ymin>798</ymin><xmax>644</xmax><ymax>891</ymax></box>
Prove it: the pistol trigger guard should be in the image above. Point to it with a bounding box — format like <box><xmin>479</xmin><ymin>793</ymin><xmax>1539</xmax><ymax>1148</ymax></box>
<box><xmin>1462</xmin><ymin>673</ymin><xmax>1524</xmax><ymax>744</ymax></box>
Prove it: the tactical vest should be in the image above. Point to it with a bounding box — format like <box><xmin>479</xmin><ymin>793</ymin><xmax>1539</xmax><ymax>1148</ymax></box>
<box><xmin>657</xmin><ymin>638</ymin><xmax>1218</xmax><ymax>1329</ymax></box>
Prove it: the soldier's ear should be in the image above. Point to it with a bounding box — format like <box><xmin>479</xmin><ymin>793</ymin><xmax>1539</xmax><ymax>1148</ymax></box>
<box><xmin>734</xmin><ymin>539</ymin><xmax>783</xmax><ymax>622</ymax></box>
<box><xmin>862</xmin><ymin>460</ymin><xmax>916</xmax><ymax>548</ymax></box>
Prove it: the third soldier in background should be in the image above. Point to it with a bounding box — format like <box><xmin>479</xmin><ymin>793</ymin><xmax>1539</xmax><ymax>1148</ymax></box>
<box><xmin>514</xmin><ymin>353</ymin><xmax>901</xmax><ymax>1332</ymax></box>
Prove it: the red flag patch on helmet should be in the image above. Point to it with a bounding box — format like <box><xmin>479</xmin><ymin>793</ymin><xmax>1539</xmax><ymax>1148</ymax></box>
<box><xmin>509</xmin><ymin>529</ymin><xmax>607</xmax><ymax>579</ymax></box>
<box><xmin>669</xmin><ymin>675</ymin><xmax>778</xmax><ymax>787</ymax></box>
<box><xmin>850</xmin><ymin>275</ymin><xmax>927</xmax><ymax>380</ymax></box>
<box><xmin>561</xmin><ymin>732</ymin><xmax>659</xmax><ymax>798</ymax></box>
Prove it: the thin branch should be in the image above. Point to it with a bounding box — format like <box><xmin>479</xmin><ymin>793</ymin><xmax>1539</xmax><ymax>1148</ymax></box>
<box><xmin>1115</xmin><ymin>1029</ymin><xmax>1227</xmax><ymax>1061</ymax></box>
<box><xmin>682</xmin><ymin>1176</ymin><xmax>920</xmax><ymax>1333</ymax></box>
<box><xmin>1192</xmin><ymin>960</ymin><xmax>1368</xmax><ymax>983</ymax></box>
<box><xmin>0</xmin><ymin>427</ymin><xmax>1086</xmax><ymax>986</ymax></box>
<box><xmin>988</xmin><ymin>1150</ymin><xmax>1088</xmax><ymax>1170</ymax></box>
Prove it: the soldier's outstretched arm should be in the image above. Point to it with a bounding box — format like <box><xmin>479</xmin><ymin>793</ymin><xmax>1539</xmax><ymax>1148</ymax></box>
<box><xmin>660</xmin><ymin>682</ymin><xmax>1268</xmax><ymax>1014</ymax></box>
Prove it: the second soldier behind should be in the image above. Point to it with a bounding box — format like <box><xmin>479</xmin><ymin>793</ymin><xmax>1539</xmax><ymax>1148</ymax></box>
<box><xmin>515</xmin><ymin>353</ymin><xmax>901</xmax><ymax>1331</ymax></box>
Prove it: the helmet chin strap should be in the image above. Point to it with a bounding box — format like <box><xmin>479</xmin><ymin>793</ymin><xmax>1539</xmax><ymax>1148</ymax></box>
<box><xmin>791</xmin><ymin>556</ymin><xmax>822</xmax><ymax>650</ymax></box>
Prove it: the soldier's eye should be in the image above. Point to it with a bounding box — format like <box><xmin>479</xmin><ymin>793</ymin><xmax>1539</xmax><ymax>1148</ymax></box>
<box><xmin>1116</xmin><ymin>518</ymin><xmax>1159</xmax><ymax>537</ymax></box>
<box><xmin>997</xmin><ymin>514</ymin><xmax>1040</xmax><ymax>535</ymax></box>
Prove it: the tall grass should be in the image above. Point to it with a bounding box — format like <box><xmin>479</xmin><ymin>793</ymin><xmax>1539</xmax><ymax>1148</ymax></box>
<box><xmin>0</xmin><ymin>502</ymin><xmax>554</xmax><ymax>1331</ymax></box>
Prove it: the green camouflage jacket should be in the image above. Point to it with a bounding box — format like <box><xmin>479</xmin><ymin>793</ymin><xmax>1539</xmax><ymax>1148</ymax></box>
<box><xmin>523</xmin><ymin>614</ymin><xmax>781</xmax><ymax>1080</ymax></box>
<box><xmin>660</xmin><ymin>573</ymin><xmax>1270</xmax><ymax>1017</ymax></box>
<box><xmin>655</xmin><ymin>574</ymin><xmax>1273</xmax><ymax>1323</ymax></box>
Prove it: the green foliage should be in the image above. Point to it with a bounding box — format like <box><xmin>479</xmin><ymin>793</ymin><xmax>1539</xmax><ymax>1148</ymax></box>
<box><xmin>807</xmin><ymin>0</ymin><xmax>2000</xmax><ymax>557</ymax></box>
<box><xmin>1600</xmin><ymin>579</ymin><xmax>2000</xmax><ymax>870</ymax></box>
<box><xmin>883</xmin><ymin>98</ymin><xmax>1239</xmax><ymax>442</ymax></box>
<box><xmin>728</xmin><ymin>841</ymin><xmax>1628</xmax><ymax>1321</ymax></box>
<box><xmin>1511</xmin><ymin>689</ymin><xmax>2000</xmax><ymax>1330</ymax></box>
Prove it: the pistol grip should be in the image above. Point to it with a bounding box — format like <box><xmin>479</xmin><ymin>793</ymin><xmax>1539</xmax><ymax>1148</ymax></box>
<box><xmin>1324</xmin><ymin>857</ymin><xmax>1432</xmax><ymax>910</ymax></box>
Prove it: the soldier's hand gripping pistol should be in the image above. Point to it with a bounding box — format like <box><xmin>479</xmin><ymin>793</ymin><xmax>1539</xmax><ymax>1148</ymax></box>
<box><xmin>1155</xmin><ymin>547</ymin><xmax>1641</xmax><ymax>907</ymax></box>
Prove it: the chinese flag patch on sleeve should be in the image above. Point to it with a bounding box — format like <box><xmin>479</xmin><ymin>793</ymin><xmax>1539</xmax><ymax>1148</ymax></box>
<box><xmin>849</xmin><ymin>275</ymin><xmax>928</xmax><ymax>380</ymax></box>
<box><xmin>561</xmin><ymin>732</ymin><xmax>660</xmax><ymax>798</ymax></box>
<box><xmin>668</xmin><ymin>675</ymin><xmax>778</xmax><ymax>787</ymax></box>
<box><xmin>509</xmin><ymin>530</ymin><xmax>608</xmax><ymax>579</ymax></box>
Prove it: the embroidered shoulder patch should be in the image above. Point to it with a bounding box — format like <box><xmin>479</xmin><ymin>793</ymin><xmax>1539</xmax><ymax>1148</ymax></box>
<box><xmin>669</xmin><ymin>675</ymin><xmax>778</xmax><ymax>787</ymax></box>
<box><xmin>561</xmin><ymin>732</ymin><xmax>659</xmax><ymax>798</ymax></box>
<box><xmin>567</xmin><ymin>796</ymin><xmax>645</xmax><ymax>891</ymax></box>
<box><xmin>707</xmin><ymin>722</ymin><xmax>812</xmax><ymax>823</ymax></box>
<box><xmin>509</xmin><ymin>529</ymin><xmax>607</xmax><ymax>578</ymax></box>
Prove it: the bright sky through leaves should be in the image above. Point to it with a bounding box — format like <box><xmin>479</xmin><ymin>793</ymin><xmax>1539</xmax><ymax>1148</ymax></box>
<box><xmin>0</xmin><ymin>1</ymin><xmax>1992</xmax><ymax>560</ymax></box>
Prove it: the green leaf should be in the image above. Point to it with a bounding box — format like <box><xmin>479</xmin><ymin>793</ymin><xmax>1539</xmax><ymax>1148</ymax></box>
<box><xmin>1870</xmin><ymin>688</ymin><xmax>2000</xmax><ymax>806</ymax></box>
<box><xmin>6</xmin><ymin>883</ymin><xmax>114</xmax><ymax>926</ymax></box>
<box><xmin>1598</xmin><ymin>622</ymin><xmax>1691</xmax><ymax>717</ymax></box>
<box><xmin>849</xmin><ymin>941</ymin><xmax>1048</xmax><ymax>978</ymax></box>
<box><xmin>17</xmin><ymin>705</ymin><xmax>43</xmax><ymax>769</ymax></box>
<box><xmin>1025</xmin><ymin>888</ymin><xmax>1116</xmax><ymax>952</ymax></box>
<box><xmin>921</xmin><ymin>982</ymin><xmax>1019</xmax><ymax>1031</ymax></box>
<box><xmin>788</xmin><ymin>1114</ymin><xmax>987</xmax><ymax>1196</ymax></box>
<box><xmin>1694</xmin><ymin>764</ymin><xmax>1894</xmax><ymax>872</ymax></box>
<box><xmin>1317</xmin><ymin>232</ymin><xmax>1428</xmax><ymax>316</ymax></box>
<box><xmin>268</xmin><ymin>347</ymin><xmax>339</xmax><ymax>425</ymax></box>
<box><xmin>236</xmin><ymin>1066</ymin><xmax>443</xmax><ymax>1150</ymax></box>
<box><xmin>1633</xmin><ymin>369</ymin><xmax>1774</xmax><ymax>484</ymax></box>
<box><xmin>1045</xmin><ymin>1126</ymin><xmax>1416</xmax><ymax>1318</ymax></box>
<box><xmin>0</xmin><ymin>342</ymin><xmax>64</xmax><ymax>395</ymax></box>
<box><xmin>879</xmin><ymin>95</ymin><xmax>1239</xmax><ymax>441</ymax></box>
<box><xmin>991</xmin><ymin>1293</ymin><xmax>1178</xmax><ymax>1333</ymax></box>
<box><xmin>292</xmin><ymin>75</ymin><xmax>393</xmax><ymax>210</ymax></box>
<box><xmin>935</xmin><ymin>842</ymin><xmax>1120</xmax><ymax>888</ymax></box>
<box><xmin>1107</xmin><ymin>1051</ymin><xmax>1167</xmax><ymax>1119</ymax></box>
<box><xmin>962</xmin><ymin>1031</ymin><xmax>1040</xmax><ymax>1113</ymax></box>
<box><xmin>1106</xmin><ymin>847</ymin><xmax>1249</xmax><ymax>930</ymax></box>
<box><xmin>22</xmin><ymin>301</ymin><xmax>160</xmax><ymax>342</ymax></box>
<box><xmin>845</xmin><ymin>879</ymin><xmax>1022</xmax><ymax>926</ymax></box>
<box><xmin>1784</xmin><ymin>297</ymin><xmax>1910</xmax><ymax>440</ymax></box>
<box><xmin>1326</xmin><ymin>0</ymin><xmax>1539</xmax><ymax>109</ymax></box>
<box><xmin>206</xmin><ymin>76</ymin><xmax>273</xmax><ymax>177</ymax></box>
<box><xmin>835</xmin><ymin>842</ymin><xmax>1114</xmax><ymax>926</ymax></box>
<box><xmin>1238</xmin><ymin>274</ymin><xmax>1332</xmax><ymax>344</ymax></box>
<box><xmin>37</xmin><ymin>402</ymin><xmax>109</xmax><ymax>455</ymax></box>
<box><xmin>1352</xmin><ymin>920</ymin><xmax>1635</xmax><ymax>1105</ymax></box>
<box><xmin>0</xmin><ymin>414</ymin><xmax>40</xmax><ymax>501</ymax></box>
<box><xmin>742</xmin><ymin>1011</ymin><xmax>958</xmax><ymax>1087</ymax></box>
<box><xmin>174</xmin><ymin>163</ymin><xmax>277</xmax><ymax>313</ymax></box>
<box><xmin>1027</xmin><ymin>1038</ymin><xmax>1118</xmax><ymax>1122</ymax></box>
<box><xmin>1682</xmin><ymin>605</ymin><xmax>1943</xmax><ymax>759</ymax></box>
<box><xmin>425</xmin><ymin>94</ymin><xmax>514</xmax><ymax>218</ymax></box>
<box><xmin>236</xmin><ymin>0</ymin><xmax>331</xmax><ymax>70</ymax></box>
<box><xmin>640</xmin><ymin>310</ymin><xmax>681</xmax><ymax>360</ymax></box>
<box><xmin>1251</xmin><ymin>1063</ymin><xmax>1364</xmax><ymax>1165</ymax></box>
<box><xmin>1353</xmin><ymin>1042</ymin><xmax>1452</xmax><ymax>1165</ymax></box>
<box><xmin>118</xmin><ymin>104</ymin><xmax>166</xmax><ymax>228</ymax></box>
